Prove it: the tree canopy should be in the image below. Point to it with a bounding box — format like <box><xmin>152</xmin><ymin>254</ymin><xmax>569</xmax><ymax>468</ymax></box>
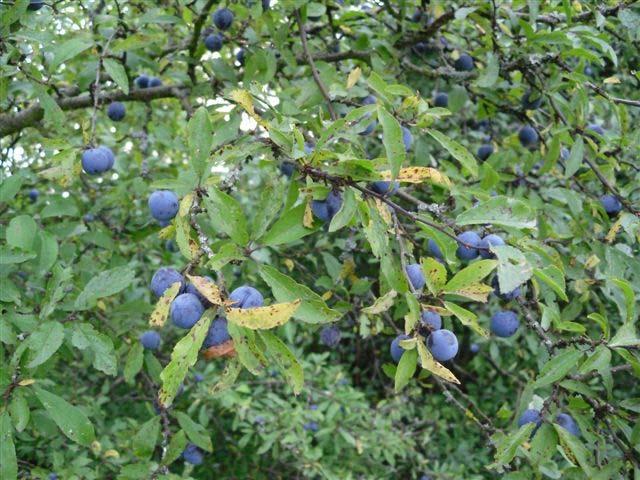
<box><xmin>1</xmin><ymin>1</ymin><xmax>639</xmax><ymax>479</ymax></box>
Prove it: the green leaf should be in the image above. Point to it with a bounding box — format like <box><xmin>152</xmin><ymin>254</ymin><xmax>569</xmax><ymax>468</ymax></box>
<box><xmin>476</xmin><ymin>52</ymin><xmax>500</xmax><ymax>88</ymax></box>
<box><xmin>6</xmin><ymin>215</ymin><xmax>38</xmax><ymax>251</ymax></box>
<box><xmin>534</xmin><ymin>348</ymin><xmax>583</xmax><ymax>387</ymax></box>
<box><xmin>33</xmin><ymin>386</ymin><xmax>95</xmax><ymax>446</ymax></box>
<box><xmin>394</xmin><ymin>348</ymin><xmax>417</xmax><ymax>392</ymax></box>
<box><xmin>210</xmin><ymin>358</ymin><xmax>242</xmax><ymax>396</ymax></box>
<box><xmin>0</xmin><ymin>412</ymin><xmax>17</xmax><ymax>480</ymax></box>
<box><xmin>444</xmin><ymin>301</ymin><xmax>489</xmax><ymax>338</ymax></box>
<box><xmin>362</xmin><ymin>289</ymin><xmax>397</xmax><ymax>315</ymax></box>
<box><xmin>555</xmin><ymin>424</ymin><xmax>594</xmax><ymax>475</ymax></box>
<box><xmin>34</xmin><ymin>84</ymin><xmax>65</xmax><ymax>126</ymax></box>
<box><xmin>71</xmin><ymin>323</ymin><xmax>117</xmax><ymax>376</ymax></box>
<box><xmin>260</xmin><ymin>265</ymin><xmax>342</xmax><ymax>324</ymax></box>
<box><xmin>102</xmin><ymin>58</ymin><xmax>129</xmax><ymax>94</ymax></box>
<box><xmin>610</xmin><ymin>278</ymin><xmax>636</xmax><ymax>323</ymax></box>
<box><xmin>533</xmin><ymin>266</ymin><xmax>568</xmax><ymax>302</ymax></box>
<box><xmin>360</xmin><ymin>199</ymin><xmax>390</xmax><ymax>258</ymax></box>
<box><xmin>124</xmin><ymin>342</ymin><xmax>144</xmax><ymax>385</ymax></box>
<box><xmin>0</xmin><ymin>248</ymin><xmax>36</xmax><ymax>265</ymax></box>
<box><xmin>8</xmin><ymin>391</ymin><xmax>30</xmax><ymax>432</ymax></box>
<box><xmin>132</xmin><ymin>416</ymin><xmax>161</xmax><ymax>459</ymax></box>
<box><xmin>609</xmin><ymin>323</ymin><xmax>640</xmax><ymax>348</ymax></box>
<box><xmin>35</xmin><ymin>230</ymin><xmax>58</xmax><ymax>273</ymax></box>
<box><xmin>25</xmin><ymin>321</ymin><xmax>65</xmax><ymax>369</ymax></box>
<box><xmin>49</xmin><ymin>37</ymin><xmax>93</xmax><ymax>72</ymax></box>
<box><xmin>456</xmin><ymin>196</ymin><xmax>536</xmax><ymax>229</ymax></box>
<box><xmin>328</xmin><ymin>187</ymin><xmax>357</xmax><ymax>232</ymax></box>
<box><xmin>564</xmin><ymin>137</ymin><xmax>583</xmax><ymax>178</ymax></box>
<box><xmin>204</xmin><ymin>186</ymin><xmax>249</xmax><ymax>245</ymax></box>
<box><xmin>421</xmin><ymin>257</ymin><xmax>447</xmax><ymax>296</ymax></box>
<box><xmin>259</xmin><ymin>330</ymin><xmax>304</xmax><ymax>394</ymax></box>
<box><xmin>206</xmin><ymin>242</ymin><xmax>245</xmax><ymax>270</ymax></box>
<box><xmin>227</xmin><ymin>323</ymin><xmax>267</xmax><ymax>375</ymax></box>
<box><xmin>250</xmin><ymin>182</ymin><xmax>285</xmax><ymax>240</ymax></box>
<box><xmin>489</xmin><ymin>423</ymin><xmax>536</xmax><ymax>468</ymax></box>
<box><xmin>258</xmin><ymin>204</ymin><xmax>315</xmax><ymax>246</ymax></box>
<box><xmin>174</xmin><ymin>411</ymin><xmax>213</xmax><ymax>452</ymax></box>
<box><xmin>163</xmin><ymin>430</ymin><xmax>187</xmax><ymax>466</ymax></box>
<box><xmin>74</xmin><ymin>265</ymin><xmax>136</xmax><ymax>310</ymax></box>
<box><xmin>444</xmin><ymin>260</ymin><xmax>497</xmax><ymax>291</ymax></box>
<box><xmin>427</xmin><ymin>129</ymin><xmax>478</xmax><ymax>177</ymax></box>
<box><xmin>159</xmin><ymin>310</ymin><xmax>214</xmax><ymax>407</ymax></box>
<box><xmin>0</xmin><ymin>174</ymin><xmax>24</xmax><ymax>203</ymax></box>
<box><xmin>529</xmin><ymin>423</ymin><xmax>557</xmax><ymax>465</ymax></box>
<box><xmin>377</xmin><ymin>106</ymin><xmax>405</xmax><ymax>178</ymax></box>
<box><xmin>494</xmin><ymin>245</ymin><xmax>533</xmax><ymax>293</ymax></box>
<box><xmin>188</xmin><ymin>107</ymin><xmax>213</xmax><ymax>178</ymax></box>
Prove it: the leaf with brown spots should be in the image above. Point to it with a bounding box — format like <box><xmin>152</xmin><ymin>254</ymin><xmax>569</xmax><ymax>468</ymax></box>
<box><xmin>416</xmin><ymin>339</ymin><xmax>460</xmax><ymax>384</ymax></box>
<box><xmin>362</xmin><ymin>289</ymin><xmax>397</xmax><ymax>314</ymax></box>
<box><xmin>226</xmin><ymin>300</ymin><xmax>302</xmax><ymax>330</ymax></box>
<box><xmin>379</xmin><ymin>166</ymin><xmax>452</xmax><ymax>188</ymax></box>
<box><xmin>444</xmin><ymin>282</ymin><xmax>493</xmax><ymax>302</ymax></box>
<box><xmin>149</xmin><ymin>282</ymin><xmax>181</xmax><ymax>328</ymax></box>
<box><xmin>186</xmin><ymin>274</ymin><xmax>224</xmax><ymax>306</ymax></box>
<box><xmin>421</xmin><ymin>257</ymin><xmax>447</xmax><ymax>296</ymax></box>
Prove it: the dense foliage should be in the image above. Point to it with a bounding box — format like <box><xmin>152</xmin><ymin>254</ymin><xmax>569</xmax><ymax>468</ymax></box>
<box><xmin>1</xmin><ymin>1</ymin><xmax>639</xmax><ymax>479</ymax></box>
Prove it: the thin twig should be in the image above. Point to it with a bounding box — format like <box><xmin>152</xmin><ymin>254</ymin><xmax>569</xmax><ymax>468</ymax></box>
<box><xmin>295</xmin><ymin>10</ymin><xmax>337</xmax><ymax>120</ymax></box>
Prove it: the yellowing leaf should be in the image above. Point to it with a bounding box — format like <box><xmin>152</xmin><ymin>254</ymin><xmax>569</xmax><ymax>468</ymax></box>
<box><xmin>379</xmin><ymin>167</ymin><xmax>452</xmax><ymax>188</ymax></box>
<box><xmin>362</xmin><ymin>290</ymin><xmax>397</xmax><ymax>314</ymax></box>
<box><xmin>179</xmin><ymin>193</ymin><xmax>193</xmax><ymax>218</ymax></box>
<box><xmin>186</xmin><ymin>275</ymin><xmax>224</xmax><ymax>305</ymax></box>
<box><xmin>18</xmin><ymin>379</ymin><xmax>36</xmax><ymax>386</ymax></box>
<box><xmin>444</xmin><ymin>301</ymin><xmax>490</xmax><ymax>338</ymax></box>
<box><xmin>230</xmin><ymin>89</ymin><xmax>269</xmax><ymax>129</ymax></box>
<box><xmin>149</xmin><ymin>282</ymin><xmax>181</xmax><ymax>327</ymax></box>
<box><xmin>103</xmin><ymin>449</ymin><xmax>120</xmax><ymax>458</ymax></box>
<box><xmin>303</xmin><ymin>197</ymin><xmax>314</xmax><ymax>228</ymax></box>
<box><xmin>226</xmin><ymin>300</ymin><xmax>301</xmax><ymax>329</ymax></box>
<box><xmin>347</xmin><ymin>67</ymin><xmax>361</xmax><ymax>88</ymax></box>
<box><xmin>375</xmin><ymin>198</ymin><xmax>392</xmax><ymax>225</ymax></box>
<box><xmin>416</xmin><ymin>339</ymin><xmax>460</xmax><ymax>384</ymax></box>
<box><xmin>158</xmin><ymin>224</ymin><xmax>175</xmax><ymax>239</ymax></box>
<box><xmin>605</xmin><ymin>217</ymin><xmax>622</xmax><ymax>243</ymax></box>
<box><xmin>445</xmin><ymin>283</ymin><xmax>493</xmax><ymax>302</ymax></box>
<box><xmin>603</xmin><ymin>76</ymin><xmax>620</xmax><ymax>84</ymax></box>
<box><xmin>421</xmin><ymin>257</ymin><xmax>447</xmax><ymax>296</ymax></box>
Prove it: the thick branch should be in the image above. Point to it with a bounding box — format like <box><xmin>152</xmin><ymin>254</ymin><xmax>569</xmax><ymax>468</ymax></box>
<box><xmin>0</xmin><ymin>85</ymin><xmax>191</xmax><ymax>138</ymax></box>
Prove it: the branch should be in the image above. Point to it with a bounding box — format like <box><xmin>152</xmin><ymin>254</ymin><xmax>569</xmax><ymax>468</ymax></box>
<box><xmin>295</xmin><ymin>9</ymin><xmax>337</xmax><ymax>120</ymax></box>
<box><xmin>586</xmin><ymin>81</ymin><xmax>640</xmax><ymax>108</ymax></box>
<box><xmin>296</xmin><ymin>49</ymin><xmax>371</xmax><ymax>65</ymax></box>
<box><xmin>531</xmin><ymin>1</ymin><xmax>633</xmax><ymax>25</ymax></box>
<box><xmin>0</xmin><ymin>84</ymin><xmax>192</xmax><ymax>138</ymax></box>
<box><xmin>401</xmin><ymin>58</ymin><xmax>477</xmax><ymax>80</ymax></box>
<box><xmin>186</xmin><ymin>0</ymin><xmax>217</xmax><ymax>84</ymax></box>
